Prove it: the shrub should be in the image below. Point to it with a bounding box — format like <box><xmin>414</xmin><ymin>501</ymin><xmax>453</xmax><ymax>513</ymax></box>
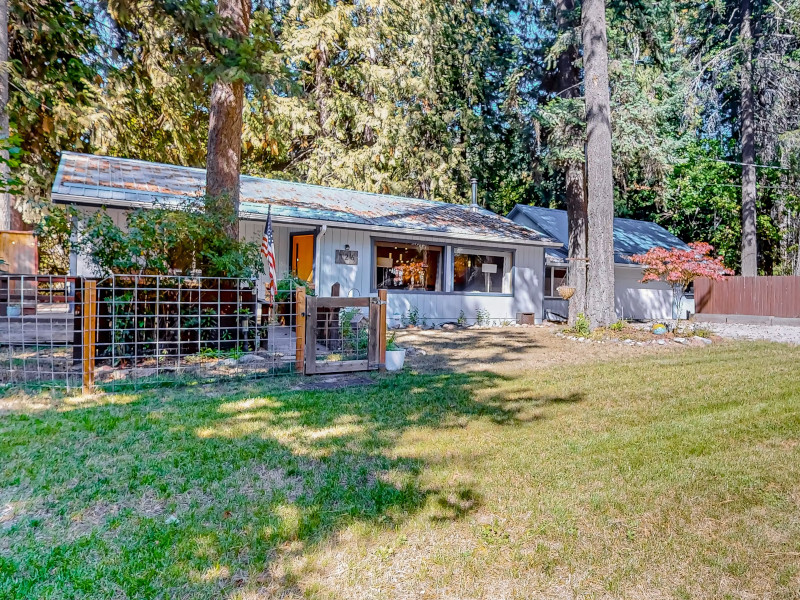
<box><xmin>339</xmin><ymin>308</ymin><xmax>369</xmax><ymax>355</ymax></box>
<box><xmin>76</xmin><ymin>197</ymin><xmax>264</xmax><ymax>279</ymax></box>
<box><xmin>609</xmin><ymin>320</ymin><xmax>626</xmax><ymax>332</ymax></box>
<box><xmin>631</xmin><ymin>242</ymin><xmax>731</xmax><ymax>325</ymax></box>
<box><xmin>475</xmin><ymin>308</ymin><xmax>491</xmax><ymax>326</ymax></box>
<box><xmin>567</xmin><ymin>313</ymin><xmax>591</xmax><ymax>336</ymax></box>
<box><xmin>692</xmin><ymin>326</ymin><xmax>713</xmax><ymax>339</ymax></box>
<box><xmin>35</xmin><ymin>205</ymin><xmax>77</xmax><ymax>274</ymax></box>
<box><xmin>276</xmin><ymin>274</ymin><xmax>315</xmax><ymax>303</ymax></box>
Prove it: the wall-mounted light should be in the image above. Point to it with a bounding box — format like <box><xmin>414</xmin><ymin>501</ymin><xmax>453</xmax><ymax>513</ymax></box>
<box><xmin>344</xmin><ymin>244</ymin><xmax>350</xmax><ymax>251</ymax></box>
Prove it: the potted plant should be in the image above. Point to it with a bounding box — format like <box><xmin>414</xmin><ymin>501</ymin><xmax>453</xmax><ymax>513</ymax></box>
<box><xmin>384</xmin><ymin>331</ymin><xmax>406</xmax><ymax>371</ymax></box>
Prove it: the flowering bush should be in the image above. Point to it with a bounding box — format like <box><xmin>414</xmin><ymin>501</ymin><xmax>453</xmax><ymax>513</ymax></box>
<box><xmin>631</xmin><ymin>242</ymin><xmax>732</xmax><ymax>321</ymax></box>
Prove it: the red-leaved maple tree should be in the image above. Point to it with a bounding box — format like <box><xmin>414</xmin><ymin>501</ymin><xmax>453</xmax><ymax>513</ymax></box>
<box><xmin>631</xmin><ymin>242</ymin><xmax>732</xmax><ymax>322</ymax></box>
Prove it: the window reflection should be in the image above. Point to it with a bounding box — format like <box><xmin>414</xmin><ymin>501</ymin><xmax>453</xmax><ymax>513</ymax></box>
<box><xmin>375</xmin><ymin>242</ymin><xmax>442</xmax><ymax>291</ymax></box>
<box><xmin>453</xmin><ymin>252</ymin><xmax>510</xmax><ymax>293</ymax></box>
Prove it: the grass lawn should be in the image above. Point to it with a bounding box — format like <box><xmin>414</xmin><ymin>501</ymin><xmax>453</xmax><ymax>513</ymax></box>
<box><xmin>1</xmin><ymin>337</ymin><xmax>799</xmax><ymax>599</ymax></box>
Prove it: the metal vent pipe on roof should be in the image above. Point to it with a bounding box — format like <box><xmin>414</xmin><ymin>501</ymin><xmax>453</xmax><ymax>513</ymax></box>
<box><xmin>470</xmin><ymin>178</ymin><xmax>478</xmax><ymax>212</ymax></box>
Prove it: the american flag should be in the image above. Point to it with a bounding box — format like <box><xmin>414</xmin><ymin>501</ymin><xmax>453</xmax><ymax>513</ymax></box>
<box><xmin>261</xmin><ymin>206</ymin><xmax>277</xmax><ymax>302</ymax></box>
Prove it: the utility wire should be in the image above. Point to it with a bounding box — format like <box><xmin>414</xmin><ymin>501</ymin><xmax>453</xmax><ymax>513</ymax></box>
<box><xmin>689</xmin><ymin>183</ymin><xmax>800</xmax><ymax>190</ymax></box>
<box><xmin>709</xmin><ymin>159</ymin><xmax>792</xmax><ymax>170</ymax></box>
<box><xmin>9</xmin><ymin>80</ymin><xmax>54</xmax><ymax>113</ymax></box>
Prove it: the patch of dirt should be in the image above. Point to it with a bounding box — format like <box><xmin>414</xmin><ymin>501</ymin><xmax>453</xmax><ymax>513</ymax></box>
<box><xmin>394</xmin><ymin>324</ymin><xmax>690</xmax><ymax>375</ymax></box>
<box><xmin>239</xmin><ymin>465</ymin><xmax>306</xmax><ymax>503</ymax></box>
<box><xmin>67</xmin><ymin>489</ymin><xmax>166</xmax><ymax>540</ymax></box>
<box><xmin>291</xmin><ymin>374</ymin><xmax>376</xmax><ymax>391</ymax></box>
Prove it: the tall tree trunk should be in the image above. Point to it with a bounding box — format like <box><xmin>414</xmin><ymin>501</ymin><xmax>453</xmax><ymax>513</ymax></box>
<box><xmin>0</xmin><ymin>0</ymin><xmax>15</xmax><ymax>231</ymax></box>
<box><xmin>795</xmin><ymin>228</ymin><xmax>800</xmax><ymax>276</ymax></box>
<box><xmin>206</xmin><ymin>0</ymin><xmax>250</xmax><ymax>241</ymax></box>
<box><xmin>739</xmin><ymin>0</ymin><xmax>758</xmax><ymax>276</ymax></box>
<box><xmin>566</xmin><ymin>163</ymin><xmax>587</xmax><ymax>323</ymax></box>
<box><xmin>582</xmin><ymin>0</ymin><xmax>616</xmax><ymax>328</ymax></box>
<box><xmin>315</xmin><ymin>36</ymin><xmax>331</xmax><ymax>136</ymax></box>
<box><xmin>555</xmin><ymin>0</ymin><xmax>588</xmax><ymax>325</ymax></box>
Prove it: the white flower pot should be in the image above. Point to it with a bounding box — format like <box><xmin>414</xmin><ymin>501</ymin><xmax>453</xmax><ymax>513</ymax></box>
<box><xmin>6</xmin><ymin>305</ymin><xmax>21</xmax><ymax>317</ymax></box>
<box><xmin>385</xmin><ymin>349</ymin><xmax>406</xmax><ymax>371</ymax></box>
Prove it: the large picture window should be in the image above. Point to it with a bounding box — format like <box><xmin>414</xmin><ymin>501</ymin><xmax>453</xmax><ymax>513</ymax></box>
<box><xmin>375</xmin><ymin>241</ymin><xmax>442</xmax><ymax>291</ymax></box>
<box><xmin>453</xmin><ymin>249</ymin><xmax>512</xmax><ymax>294</ymax></box>
<box><xmin>544</xmin><ymin>266</ymin><xmax>567</xmax><ymax>298</ymax></box>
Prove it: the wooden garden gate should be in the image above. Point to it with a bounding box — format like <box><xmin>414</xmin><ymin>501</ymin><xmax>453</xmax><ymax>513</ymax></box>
<box><xmin>300</xmin><ymin>288</ymin><xmax>387</xmax><ymax>375</ymax></box>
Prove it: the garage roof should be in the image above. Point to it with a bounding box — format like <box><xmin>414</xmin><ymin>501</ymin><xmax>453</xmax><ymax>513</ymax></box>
<box><xmin>508</xmin><ymin>204</ymin><xmax>689</xmax><ymax>264</ymax></box>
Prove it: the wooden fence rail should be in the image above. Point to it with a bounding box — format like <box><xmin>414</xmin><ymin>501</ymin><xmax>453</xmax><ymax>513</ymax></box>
<box><xmin>304</xmin><ymin>287</ymin><xmax>387</xmax><ymax>375</ymax></box>
<box><xmin>695</xmin><ymin>276</ymin><xmax>800</xmax><ymax>319</ymax></box>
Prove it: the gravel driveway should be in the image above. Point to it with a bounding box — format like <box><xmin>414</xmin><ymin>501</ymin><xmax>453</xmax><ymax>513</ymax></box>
<box><xmin>696</xmin><ymin>321</ymin><xmax>800</xmax><ymax>345</ymax></box>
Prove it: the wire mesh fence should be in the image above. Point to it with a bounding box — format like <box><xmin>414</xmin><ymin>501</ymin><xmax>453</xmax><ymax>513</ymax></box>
<box><xmin>304</xmin><ymin>293</ymin><xmax>385</xmax><ymax>374</ymax></box>
<box><xmin>312</xmin><ymin>304</ymin><xmax>370</xmax><ymax>363</ymax></box>
<box><xmin>1</xmin><ymin>274</ymin><xmax>305</xmax><ymax>392</ymax></box>
<box><xmin>1</xmin><ymin>274</ymin><xmax>79</xmax><ymax>390</ymax></box>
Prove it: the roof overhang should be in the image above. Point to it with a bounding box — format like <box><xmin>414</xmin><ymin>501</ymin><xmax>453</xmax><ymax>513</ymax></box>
<box><xmin>53</xmin><ymin>193</ymin><xmax>564</xmax><ymax>249</ymax></box>
<box><xmin>544</xmin><ymin>257</ymin><xmax>645</xmax><ymax>269</ymax></box>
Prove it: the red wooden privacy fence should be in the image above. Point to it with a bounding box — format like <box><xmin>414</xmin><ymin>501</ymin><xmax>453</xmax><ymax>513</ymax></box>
<box><xmin>695</xmin><ymin>276</ymin><xmax>800</xmax><ymax>318</ymax></box>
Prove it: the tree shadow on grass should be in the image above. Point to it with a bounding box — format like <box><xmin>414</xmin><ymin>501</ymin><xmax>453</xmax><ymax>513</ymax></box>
<box><xmin>400</xmin><ymin>329</ymin><xmax>549</xmax><ymax>371</ymax></box>
<box><xmin>0</xmin><ymin>370</ymin><xmax>583</xmax><ymax>599</ymax></box>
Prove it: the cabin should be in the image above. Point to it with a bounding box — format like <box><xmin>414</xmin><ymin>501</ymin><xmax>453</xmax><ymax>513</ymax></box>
<box><xmin>53</xmin><ymin>152</ymin><xmax>562</xmax><ymax>326</ymax></box>
<box><xmin>507</xmin><ymin>205</ymin><xmax>692</xmax><ymax>321</ymax></box>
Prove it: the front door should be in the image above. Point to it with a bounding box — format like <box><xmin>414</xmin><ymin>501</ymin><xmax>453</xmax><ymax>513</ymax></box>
<box><xmin>291</xmin><ymin>234</ymin><xmax>315</xmax><ymax>284</ymax></box>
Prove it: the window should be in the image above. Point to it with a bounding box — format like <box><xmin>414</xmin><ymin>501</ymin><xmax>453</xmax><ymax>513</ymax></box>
<box><xmin>545</xmin><ymin>267</ymin><xmax>567</xmax><ymax>298</ymax></box>
<box><xmin>375</xmin><ymin>241</ymin><xmax>442</xmax><ymax>291</ymax></box>
<box><xmin>453</xmin><ymin>249</ymin><xmax>512</xmax><ymax>294</ymax></box>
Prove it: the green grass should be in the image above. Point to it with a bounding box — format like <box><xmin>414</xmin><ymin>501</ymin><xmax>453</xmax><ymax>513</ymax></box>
<box><xmin>1</xmin><ymin>342</ymin><xmax>799</xmax><ymax>598</ymax></box>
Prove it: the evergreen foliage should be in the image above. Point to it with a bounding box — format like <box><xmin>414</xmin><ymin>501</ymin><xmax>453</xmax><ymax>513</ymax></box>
<box><xmin>3</xmin><ymin>0</ymin><xmax>800</xmax><ymax>275</ymax></box>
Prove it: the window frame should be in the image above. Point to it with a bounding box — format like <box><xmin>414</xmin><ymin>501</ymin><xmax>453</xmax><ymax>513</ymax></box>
<box><xmin>451</xmin><ymin>246</ymin><xmax>514</xmax><ymax>295</ymax></box>
<box><xmin>370</xmin><ymin>237</ymin><xmax>516</xmax><ymax>296</ymax></box>
<box><xmin>544</xmin><ymin>265</ymin><xmax>568</xmax><ymax>298</ymax></box>
<box><xmin>372</xmin><ymin>239</ymin><xmax>445</xmax><ymax>293</ymax></box>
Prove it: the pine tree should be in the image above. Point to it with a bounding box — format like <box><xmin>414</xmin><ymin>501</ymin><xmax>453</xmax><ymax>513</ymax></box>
<box><xmin>555</xmin><ymin>0</ymin><xmax>588</xmax><ymax>326</ymax></box>
<box><xmin>681</xmin><ymin>0</ymin><xmax>800</xmax><ymax>274</ymax></box>
<box><xmin>739</xmin><ymin>0</ymin><xmax>758</xmax><ymax>275</ymax></box>
<box><xmin>0</xmin><ymin>0</ymin><xmax>13</xmax><ymax>230</ymax></box>
<box><xmin>582</xmin><ymin>0</ymin><xmax>616</xmax><ymax>328</ymax></box>
<box><xmin>261</xmin><ymin>0</ymin><xmax>526</xmax><ymax>204</ymax></box>
<box><xmin>7</xmin><ymin>0</ymin><xmax>99</xmax><ymax>222</ymax></box>
<box><xmin>206</xmin><ymin>0</ymin><xmax>251</xmax><ymax>240</ymax></box>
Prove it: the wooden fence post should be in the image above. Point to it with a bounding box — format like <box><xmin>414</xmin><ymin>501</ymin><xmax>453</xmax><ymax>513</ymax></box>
<box><xmin>295</xmin><ymin>286</ymin><xmax>306</xmax><ymax>373</ymax></box>
<box><xmin>305</xmin><ymin>296</ymin><xmax>318</xmax><ymax>375</ymax></box>
<box><xmin>378</xmin><ymin>289</ymin><xmax>387</xmax><ymax>370</ymax></box>
<box><xmin>82</xmin><ymin>279</ymin><xmax>97</xmax><ymax>394</ymax></box>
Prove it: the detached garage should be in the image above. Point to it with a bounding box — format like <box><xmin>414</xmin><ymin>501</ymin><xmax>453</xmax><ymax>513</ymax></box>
<box><xmin>508</xmin><ymin>205</ymin><xmax>691</xmax><ymax>321</ymax></box>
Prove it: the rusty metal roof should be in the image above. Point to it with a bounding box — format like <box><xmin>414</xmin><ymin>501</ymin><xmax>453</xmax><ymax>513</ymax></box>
<box><xmin>53</xmin><ymin>152</ymin><xmax>559</xmax><ymax>247</ymax></box>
